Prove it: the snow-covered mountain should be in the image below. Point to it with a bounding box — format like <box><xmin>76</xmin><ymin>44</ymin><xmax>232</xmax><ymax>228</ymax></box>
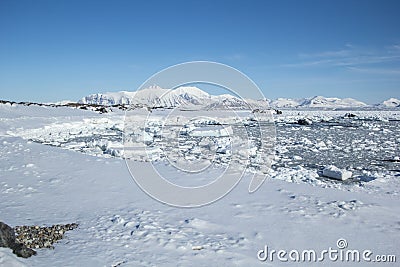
<box><xmin>80</xmin><ymin>86</ymin><xmax>213</xmax><ymax>107</ymax></box>
<box><xmin>269</xmin><ymin>96</ymin><xmax>367</xmax><ymax>109</ymax></box>
<box><xmin>81</xmin><ymin>86</ymin><xmax>247</xmax><ymax>109</ymax></box>
<box><xmin>81</xmin><ymin>86</ymin><xmax>273</xmax><ymax>110</ymax></box>
<box><xmin>380</xmin><ymin>98</ymin><xmax>400</xmax><ymax>108</ymax></box>
<box><xmin>203</xmin><ymin>94</ymin><xmax>259</xmax><ymax>109</ymax></box>
<box><xmin>270</xmin><ymin>98</ymin><xmax>304</xmax><ymax>108</ymax></box>
<box><xmin>299</xmin><ymin>96</ymin><xmax>367</xmax><ymax>108</ymax></box>
<box><xmin>80</xmin><ymin>91</ymin><xmax>138</xmax><ymax>106</ymax></box>
<box><xmin>80</xmin><ymin>86</ymin><xmax>397</xmax><ymax>110</ymax></box>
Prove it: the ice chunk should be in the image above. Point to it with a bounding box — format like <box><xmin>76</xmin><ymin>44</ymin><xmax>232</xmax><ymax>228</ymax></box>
<box><xmin>322</xmin><ymin>165</ymin><xmax>352</xmax><ymax>181</ymax></box>
<box><xmin>189</xmin><ymin>126</ymin><xmax>231</xmax><ymax>137</ymax></box>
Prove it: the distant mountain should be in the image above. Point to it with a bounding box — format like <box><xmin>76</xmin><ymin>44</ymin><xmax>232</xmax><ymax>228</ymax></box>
<box><xmin>379</xmin><ymin>98</ymin><xmax>400</xmax><ymax>108</ymax></box>
<box><xmin>80</xmin><ymin>86</ymin><xmax>211</xmax><ymax>108</ymax></box>
<box><xmin>299</xmin><ymin>96</ymin><xmax>367</xmax><ymax>108</ymax></box>
<box><xmin>270</xmin><ymin>98</ymin><xmax>304</xmax><ymax>108</ymax></box>
<box><xmin>81</xmin><ymin>86</ymin><xmax>273</xmax><ymax>110</ymax></box>
<box><xmin>269</xmin><ymin>96</ymin><xmax>367</xmax><ymax>109</ymax></box>
<box><xmin>80</xmin><ymin>87</ymin><xmax>396</xmax><ymax>110</ymax></box>
<box><xmin>80</xmin><ymin>91</ymin><xmax>137</xmax><ymax>106</ymax></box>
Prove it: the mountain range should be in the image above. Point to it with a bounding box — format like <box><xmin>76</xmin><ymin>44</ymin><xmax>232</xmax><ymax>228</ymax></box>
<box><xmin>79</xmin><ymin>86</ymin><xmax>400</xmax><ymax>109</ymax></box>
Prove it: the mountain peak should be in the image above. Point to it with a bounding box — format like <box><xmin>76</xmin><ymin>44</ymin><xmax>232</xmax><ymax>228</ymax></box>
<box><xmin>79</xmin><ymin>88</ymin><xmax>397</xmax><ymax>110</ymax></box>
<box><xmin>80</xmin><ymin>86</ymin><xmax>211</xmax><ymax>107</ymax></box>
<box><xmin>381</xmin><ymin>98</ymin><xmax>400</xmax><ymax>107</ymax></box>
<box><xmin>301</xmin><ymin>96</ymin><xmax>366</xmax><ymax>108</ymax></box>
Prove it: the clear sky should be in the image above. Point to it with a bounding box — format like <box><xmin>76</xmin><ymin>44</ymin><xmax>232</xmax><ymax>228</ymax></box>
<box><xmin>1</xmin><ymin>0</ymin><xmax>399</xmax><ymax>103</ymax></box>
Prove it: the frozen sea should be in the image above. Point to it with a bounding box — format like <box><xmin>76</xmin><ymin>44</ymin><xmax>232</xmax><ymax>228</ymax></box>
<box><xmin>0</xmin><ymin>104</ymin><xmax>399</xmax><ymax>266</ymax></box>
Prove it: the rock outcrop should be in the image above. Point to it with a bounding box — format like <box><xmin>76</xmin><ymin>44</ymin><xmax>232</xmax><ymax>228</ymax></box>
<box><xmin>0</xmin><ymin>222</ymin><xmax>36</xmax><ymax>258</ymax></box>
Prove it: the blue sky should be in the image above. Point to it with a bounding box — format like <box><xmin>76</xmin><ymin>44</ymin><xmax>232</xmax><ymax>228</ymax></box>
<box><xmin>0</xmin><ymin>0</ymin><xmax>399</xmax><ymax>103</ymax></box>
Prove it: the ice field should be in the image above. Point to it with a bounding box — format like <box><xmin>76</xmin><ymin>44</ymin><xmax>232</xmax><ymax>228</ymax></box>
<box><xmin>0</xmin><ymin>103</ymin><xmax>399</xmax><ymax>266</ymax></box>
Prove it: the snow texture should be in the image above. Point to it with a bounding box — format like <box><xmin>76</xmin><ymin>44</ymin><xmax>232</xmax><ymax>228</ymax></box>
<box><xmin>322</xmin><ymin>165</ymin><xmax>353</xmax><ymax>180</ymax></box>
<box><xmin>79</xmin><ymin>86</ymin><xmax>400</xmax><ymax>110</ymax></box>
<box><xmin>0</xmin><ymin>101</ymin><xmax>399</xmax><ymax>266</ymax></box>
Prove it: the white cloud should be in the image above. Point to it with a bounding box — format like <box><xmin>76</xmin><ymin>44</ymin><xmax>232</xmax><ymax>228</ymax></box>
<box><xmin>283</xmin><ymin>44</ymin><xmax>400</xmax><ymax>68</ymax></box>
<box><xmin>347</xmin><ymin>66</ymin><xmax>400</xmax><ymax>75</ymax></box>
<box><xmin>298</xmin><ymin>49</ymin><xmax>351</xmax><ymax>59</ymax></box>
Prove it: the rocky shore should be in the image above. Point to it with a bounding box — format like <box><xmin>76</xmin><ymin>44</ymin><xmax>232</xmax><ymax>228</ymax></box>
<box><xmin>15</xmin><ymin>223</ymin><xmax>78</xmax><ymax>249</ymax></box>
<box><xmin>0</xmin><ymin>221</ymin><xmax>78</xmax><ymax>258</ymax></box>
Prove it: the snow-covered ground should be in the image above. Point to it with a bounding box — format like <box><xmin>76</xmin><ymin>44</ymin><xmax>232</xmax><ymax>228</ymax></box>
<box><xmin>1</xmin><ymin>103</ymin><xmax>399</xmax><ymax>266</ymax></box>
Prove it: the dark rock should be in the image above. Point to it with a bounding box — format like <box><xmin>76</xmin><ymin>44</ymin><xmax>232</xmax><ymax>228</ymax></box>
<box><xmin>344</xmin><ymin>113</ymin><xmax>356</xmax><ymax>118</ymax></box>
<box><xmin>0</xmin><ymin>222</ymin><xmax>15</xmax><ymax>248</ymax></box>
<box><xmin>96</xmin><ymin>107</ymin><xmax>108</xmax><ymax>113</ymax></box>
<box><xmin>297</xmin><ymin>118</ymin><xmax>312</xmax><ymax>125</ymax></box>
<box><xmin>12</xmin><ymin>243</ymin><xmax>37</xmax><ymax>258</ymax></box>
<box><xmin>0</xmin><ymin>221</ymin><xmax>36</xmax><ymax>258</ymax></box>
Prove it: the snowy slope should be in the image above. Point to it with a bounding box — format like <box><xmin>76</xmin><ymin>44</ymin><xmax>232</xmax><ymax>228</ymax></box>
<box><xmin>174</xmin><ymin>86</ymin><xmax>211</xmax><ymax>102</ymax></box>
<box><xmin>81</xmin><ymin>86</ymin><xmax>269</xmax><ymax>110</ymax></box>
<box><xmin>80</xmin><ymin>87</ymin><xmax>386</xmax><ymax>110</ymax></box>
<box><xmin>270</xmin><ymin>98</ymin><xmax>303</xmax><ymax>108</ymax></box>
<box><xmin>299</xmin><ymin>96</ymin><xmax>367</xmax><ymax>108</ymax></box>
<box><xmin>380</xmin><ymin>98</ymin><xmax>400</xmax><ymax>108</ymax></box>
<box><xmin>269</xmin><ymin>96</ymin><xmax>368</xmax><ymax>109</ymax></box>
<box><xmin>79</xmin><ymin>91</ymin><xmax>137</xmax><ymax>105</ymax></box>
<box><xmin>80</xmin><ymin>86</ymin><xmax>214</xmax><ymax>108</ymax></box>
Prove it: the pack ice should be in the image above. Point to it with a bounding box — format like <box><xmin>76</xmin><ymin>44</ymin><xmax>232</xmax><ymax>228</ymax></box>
<box><xmin>0</xmin><ymin>102</ymin><xmax>399</xmax><ymax>266</ymax></box>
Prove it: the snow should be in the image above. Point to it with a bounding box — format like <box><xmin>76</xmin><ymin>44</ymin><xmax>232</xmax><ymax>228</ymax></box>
<box><xmin>80</xmin><ymin>86</ymin><xmax>204</xmax><ymax>108</ymax></box>
<box><xmin>299</xmin><ymin>96</ymin><xmax>367</xmax><ymax>108</ymax></box>
<box><xmin>0</xmin><ymin>248</ymin><xmax>27</xmax><ymax>267</ymax></box>
<box><xmin>322</xmin><ymin>165</ymin><xmax>353</xmax><ymax>180</ymax></box>
<box><xmin>79</xmin><ymin>91</ymin><xmax>137</xmax><ymax>105</ymax></box>
<box><xmin>0</xmin><ymin>103</ymin><xmax>399</xmax><ymax>266</ymax></box>
<box><xmin>79</xmin><ymin>86</ymin><xmax>399</xmax><ymax>110</ymax></box>
<box><xmin>270</xmin><ymin>96</ymin><xmax>399</xmax><ymax>110</ymax></box>
<box><xmin>173</xmin><ymin>86</ymin><xmax>211</xmax><ymax>100</ymax></box>
<box><xmin>264</xmin><ymin>96</ymin><xmax>370</xmax><ymax>109</ymax></box>
<box><xmin>270</xmin><ymin>98</ymin><xmax>303</xmax><ymax>108</ymax></box>
<box><xmin>189</xmin><ymin>126</ymin><xmax>231</xmax><ymax>137</ymax></box>
<box><xmin>380</xmin><ymin>98</ymin><xmax>400</xmax><ymax>108</ymax></box>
